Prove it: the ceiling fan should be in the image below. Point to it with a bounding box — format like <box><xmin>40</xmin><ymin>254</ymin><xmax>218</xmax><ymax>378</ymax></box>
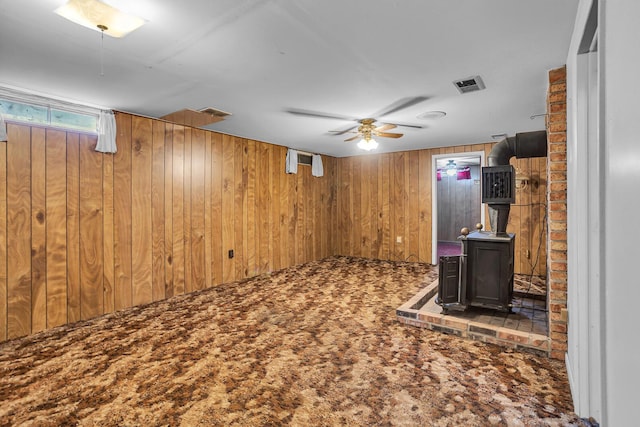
<box><xmin>340</xmin><ymin>118</ymin><xmax>401</xmax><ymax>150</ymax></box>
<box><xmin>287</xmin><ymin>96</ymin><xmax>428</xmax><ymax>149</ymax></box>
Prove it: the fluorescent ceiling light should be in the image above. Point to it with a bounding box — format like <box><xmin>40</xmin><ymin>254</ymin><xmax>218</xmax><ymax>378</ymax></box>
<box><xmin>55</xmin><ymin>0</ymin><xmax>145</xmax><ymax>38</ymax></box>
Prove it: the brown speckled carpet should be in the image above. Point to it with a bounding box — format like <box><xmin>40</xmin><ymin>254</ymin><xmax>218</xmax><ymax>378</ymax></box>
<box><xmin>0</xmin><ymin>256</ymin><xmax>581</xmax><ymax>426</ymax></box>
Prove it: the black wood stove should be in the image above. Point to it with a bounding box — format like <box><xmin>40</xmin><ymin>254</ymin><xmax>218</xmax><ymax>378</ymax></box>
<box><xmin>436</xmin><ymin>130</ymin><xmax>547</xmax><ymax>314</ymax></box>
<box><xmin>437</xmin><ymin>226</ymin><xmax>515</xmax><ymax>313</ymax></box>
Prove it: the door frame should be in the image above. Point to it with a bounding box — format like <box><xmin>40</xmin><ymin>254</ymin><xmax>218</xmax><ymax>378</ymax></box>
<box><xmin>431</xmin><ymin>150</ymin><xmax>486</xmax><ymax>264</ymax></box>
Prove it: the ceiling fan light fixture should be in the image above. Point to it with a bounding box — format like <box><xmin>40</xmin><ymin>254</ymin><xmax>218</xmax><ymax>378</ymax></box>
<box><xmin>445</xmin><ymin>159</ymin><xmax>457</xmax><ymax>176</ymax></box>
<box><xmin>357</xmin><ymin>138</ymin><xmax>378</xmax><ymax>151</ymax></box>
<box><xmin>55</xmin><ymin>0</ymin><xmax>145</xmax><ymax>38</ymax></box>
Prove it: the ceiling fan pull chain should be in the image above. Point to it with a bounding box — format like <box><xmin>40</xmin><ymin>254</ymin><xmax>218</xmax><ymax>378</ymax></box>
<box><xmin>97</xmin><ymin>24</ymin><xmax>108</xmax><ymax>76</ymax></box>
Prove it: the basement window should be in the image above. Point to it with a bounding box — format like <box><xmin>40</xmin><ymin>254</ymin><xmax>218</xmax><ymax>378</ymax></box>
<box><xmin>0</xmin><ymin>98</ymin><xmax>98</xmax><ymax>133</ymax></box>
<box><xmin>297</xmin><ymin>153</ymin><xmax>313</xmax><ymax>166</ymax></box>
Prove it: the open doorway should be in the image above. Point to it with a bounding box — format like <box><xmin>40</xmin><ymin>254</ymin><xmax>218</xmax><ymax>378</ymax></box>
<box><xmin>431</xmin><ymin>151</ymin><xmax>485</xmax><ymax>264</ymax></box>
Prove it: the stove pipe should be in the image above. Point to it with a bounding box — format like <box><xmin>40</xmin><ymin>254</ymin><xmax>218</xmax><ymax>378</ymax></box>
<box><xmin>486</xmin><ymin>130</ymin><xmax>547</xmax><ymax>234</ymax></box>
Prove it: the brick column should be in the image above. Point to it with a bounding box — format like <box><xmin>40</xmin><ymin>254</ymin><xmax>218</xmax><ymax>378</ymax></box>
<box><xmin>547</xmin><ymin>66</ymin><xmax>568</xmax><ymax>360</ymax></box>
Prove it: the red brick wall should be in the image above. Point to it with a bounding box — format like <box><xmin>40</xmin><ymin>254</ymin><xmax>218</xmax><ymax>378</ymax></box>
<box><xmin>547</xmin><ymin>66</ymin><xmax>568</xmax><ymax>360</ymax></box>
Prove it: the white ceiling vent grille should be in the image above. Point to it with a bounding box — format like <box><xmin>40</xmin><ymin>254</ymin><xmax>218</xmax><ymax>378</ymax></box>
<box><xmin>453</xmin><ymin>76</ymin><xmax>486</xmax><ymax>94</ymax></box>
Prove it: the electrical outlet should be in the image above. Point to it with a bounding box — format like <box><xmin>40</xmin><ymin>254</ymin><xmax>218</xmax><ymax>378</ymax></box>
<box><xmin>228</xmin><ymin>249</ymin><xmax>234</xmax><ymax>259</ymax></box>
<box><xmin>526</xmin><ymin>249</ymin><xmax>531</xmax><ymax>259</ymax></box>
<box><xmin>396</xmin><ymin>236</ymin><xmax>402</xmax><ymax>243</ymax></box>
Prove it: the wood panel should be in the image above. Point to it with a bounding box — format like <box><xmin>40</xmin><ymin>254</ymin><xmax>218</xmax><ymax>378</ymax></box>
<box><xmin>46</xmin><ymin>129</ymin><xmax>68</xmax><ymax>328</ymax></box>
<box><xmin>277</xmin><ymin>147</ymin><xmax>289</xmax><ymax>267</ymax></box>
<box><xmin>102</xmin><ymin>148</ymin><xmax>115</xmax><ymax>314</ymax></box>
<box><xmin>183</xmin><ymin>128</ymin><xmax>192</xmax><ymax>294</ymax></box>
<box><xmin>0</xmin><ymin>139</ymin><xmax>6</xmax><ymax>341</ymax></box>
<box><xmin>204</xmin><ymin>132</ymin><xmax>213</xmax><ymax>286</ymax></box>
<box><xmin>234</xmin><ymin>137</ymin><xmax>245</xmax><ymax>278</ymax></box>
<box><xmin>418</xmin><ymin>150</ymin><xmax>431</xmax><ymax>263</ymax></box>
<box><xmin>210</xmin><ymin>133</ymin><xmax>223</xmax><ymax>285</ymax></box>
<box><xmin>191</xmin><ymin>129</ymin><xmax>206</xmax><ymax>290</ymax></box>
<box><xmin>30</xmin><ymin>127</ymin><xmax>46</xmax><ymax>333</ymax></box>
<box><xmin>172</xmin><ymin>126</ymin><xmax>185</xmax><ymax>295</ymax></box>
<box><xmin>79</xmin><ymin>134</ymin><xmax>103</xmax><ymax>320</ymax></box>
<box><xmin>257</xmin><ymin>142</ymin><xmax>269</xmax><ymax>271</ymax></box>
<box><xmin>131</xmin><ymin>116</ymin><xmax>153</xmax><ymax>306</ymax></box>
<box><xmin>114</xmin><ymin>113</ymin><xmax>132</xmax><ymax>310</ymax></box>
<box><xmin>271</xmin><ymin>145</ymin><xmax>281</xmax><ymax>271</ymax></box>
<box><xmin>164</xmin><ymin>125</ymin><xmax>174</xmax><ymax>297</ymax></box>
<box><xmin>6</xmin><ymin>124</ymin><xmax>31</xmax><ymax>338</ymax></box>
<box><xmin>151</xmin><ymin>121</ymin><xmax>165</xmax><ymax>301</ymax></box>
<box><xmin>221</xmin><ymin>134</ymin><xmax>235</xmax><ymax>282</ymax></box>
<box><xmin>66</xmin><ymin>133</ymin><xmax>81</xmax><ymax>322</ymax></box>
<box><xmin>182</xmin><ymin>127</ymin><xmax>196</xmax><ymax>293</ymax></box>
<box><xmin>0</xmin><ymin>112</ymin><xmax>337</xmax><ymax>343</ymax></box>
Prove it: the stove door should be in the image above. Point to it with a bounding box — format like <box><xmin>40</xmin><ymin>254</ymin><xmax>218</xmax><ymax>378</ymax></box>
<box><xmin>438</xmin><ymin>256</ymin><xmax>461</xmax><ymax>304</ymax></box>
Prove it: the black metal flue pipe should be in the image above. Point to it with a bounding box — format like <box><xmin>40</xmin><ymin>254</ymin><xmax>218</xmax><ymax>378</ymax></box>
<box><xmin>486</xmin><ymin>130</ymin><xmax>548</xmax><ymax>234</ymax></box>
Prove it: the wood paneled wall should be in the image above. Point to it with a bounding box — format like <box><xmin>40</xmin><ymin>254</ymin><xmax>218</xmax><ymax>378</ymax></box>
<box><xmin>0</xmin><ymin>110</ymin><xmax>546</xmax><ymax>343</ymax></box>
<box><xmin>335</xmin><ymin>143</ymin><xmax>547</xmax><ymax>276</ymax></box>
<box><xmin>0</xmin><ymin>112</ymin><xmax>337</xmax><ymax>342</ymax></box>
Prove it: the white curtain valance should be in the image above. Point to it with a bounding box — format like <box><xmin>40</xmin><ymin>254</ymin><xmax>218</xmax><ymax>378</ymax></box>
<box><xmin>95</xmin><ymin>110</ymin><xmax>117</xmax><ymax>153</ymax></box>
<box><xmin>312</xmin><ymin>154</ymin><xmax>324</xmax><ymax>177</ymax></box>
<box><xmin>0</xmin><ymin>112</ymin><xmax>7</xmax><ymax>142</ymax></box>
<box><xmin>286</xmin><ymin>148</ymin><xmax>298</xmax><ymax>174</ymax></box>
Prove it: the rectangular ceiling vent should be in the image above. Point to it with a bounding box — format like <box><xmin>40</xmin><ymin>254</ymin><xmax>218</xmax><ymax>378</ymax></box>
<box><xmin>199</xmin><ymin>107</ymin><xmax>232</xmax><ymax>118</ymax></box>
<box><xmin>453</xmin><ymin>75</ymin><xmax>486</xmax><ymax>94</ymax></box>
<box><xmin>161</xmin><ymin>107</ymin><xmax>231</xmax><ymax>128</ymax></box>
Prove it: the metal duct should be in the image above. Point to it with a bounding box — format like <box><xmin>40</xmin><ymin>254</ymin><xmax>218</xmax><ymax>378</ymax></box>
<box><xmin>486</xmin><ymin>130</ymin><xmax>548</xmax><ymax>234</ymax></box>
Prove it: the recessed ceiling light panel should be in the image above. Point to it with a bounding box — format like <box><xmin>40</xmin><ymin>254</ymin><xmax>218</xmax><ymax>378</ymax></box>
<box><xmin>416</xmin><ymin>111</ymin><xmax>446</xmax><ymax>120</ymax></box>
<box><xmin>55</xmin><ymin>0</ymin><xmax>145</xmax><ymax>38</ymax></box>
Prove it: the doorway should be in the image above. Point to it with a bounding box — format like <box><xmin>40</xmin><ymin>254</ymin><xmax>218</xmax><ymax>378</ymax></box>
<box><xmin>431</xmin><ymin>151</ymin><xmax>485</xmax><ymax>264</ymax></box>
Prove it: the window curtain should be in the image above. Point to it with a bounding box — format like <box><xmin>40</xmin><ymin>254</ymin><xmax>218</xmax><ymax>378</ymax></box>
<box><xmin>0</xmin><ymin>112</ymin><xmax>7</xmax><ymax>142</ymax></box>
<box><xmin>285</xmin><ymin>148</ymin><xmax>298</xmax><ymax>174</ymax></box>
<box><xmin>95</xmin><ymin>110</ymin><xmax>117</xmax><ymax>153</ymax></box>
<box><xmin>311</xmin><ymin>154</ymin><xmax>324</xmax><ymax>177</ymax></box>
<box><xmin>457</xmin><ymin>167</ymin><xmax>471</xmax><ymax>180</ymax></box>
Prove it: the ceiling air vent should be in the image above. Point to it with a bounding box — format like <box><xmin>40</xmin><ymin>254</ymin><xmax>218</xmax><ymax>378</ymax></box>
<box><xmin>199</xmin><ymin>107</ymin><xmax>231</xmax><ymax>119</ymax></box>
<box><xmin>161</xmin><ymin>107</ymin><xmax>231</xmax><ymax>128</ymax></box>
<box><xmin>453</xmin><ymin>75</ymin><xmax>486</xmax><ymax>94</ymax></box>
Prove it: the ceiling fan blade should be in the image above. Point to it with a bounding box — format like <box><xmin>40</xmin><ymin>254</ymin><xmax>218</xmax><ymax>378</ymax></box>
<box><xmin>329</xmin><ymin>124</ymin><xmax>359</xmax><ymax>135</ymax></box>
<box><xmin>375</xmin><ymin>123</ymin><xmax>397</xmax><ymax>132</ymax></box>
<box><xmin>388</xmin><ymin>121</ymin><xmax>425</xmax><ymax>129</ymax></box>
<box><xmin>344</xmin><ymin>135</ymin><xmax>360</xmax><ymax>142</ymax></box>
<box><xmin>370</xmin><ymin>96</ymin><xmax>429</xmax><ymax>118</ymax></box>
<box><xmin>376</xmin><ymin>132</ymin><xmax>403</xmax><ymax>139</ymax></box>
<box><xmin>286</xmin><ymin>108</ymin><xmax>358</xmax><ymax>122</ymax></box>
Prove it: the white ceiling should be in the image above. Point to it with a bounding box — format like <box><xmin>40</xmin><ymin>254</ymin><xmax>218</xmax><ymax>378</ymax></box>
<box><xmin>0</xmin><ymin>0</ymin><xmax>578</xmax><ymax>157</ymax></box>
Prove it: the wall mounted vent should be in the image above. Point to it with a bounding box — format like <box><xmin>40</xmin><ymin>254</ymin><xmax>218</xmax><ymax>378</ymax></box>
<box><xmin>453</xmin><ymin>76</ymin><xmax>486</xmax><ymax>94</ymax></box>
